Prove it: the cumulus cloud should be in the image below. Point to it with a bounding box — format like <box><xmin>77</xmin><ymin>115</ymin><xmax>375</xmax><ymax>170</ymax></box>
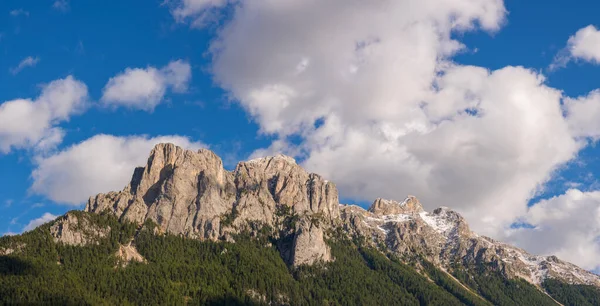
<box><xmin>301</xmin><ymin>66</ymin><xmax>578</xmax><ymax>235</ymax></box>
<box><xmin>563</xmin><ymin>89</ymin><xmax>600</xmax><ymax>139</ymax></box>
<box><xmin>101</xmin><ymin>60</ymin><xmax>191</xmax><ymax>111</ymax></box>
<box><xmin>31</xmin><ymin>134</ymin><xmax>205</xmax><ymax>205</ymax></box>
<box><xmin>505</xmin><ymin>189</ymin><xmax>600</xmax><ymax>271</ymax></box>
<box><xmin>174</xmin><ymin>0</ymin><xmax>599</xmax><ymax>269</ymax></box>
<box><xmin>10</xmin><ymin>56</ymin><xmax>40</xmax><ymax>75</ymax></box>
<box><xmin>551</xmin><ymin>25</ymin><xmax>600</xmax><ymax>69</ymax></box>
<box><xmin>202</xmin><ymin>0</ymin><xmax>578</xmax><ymax>235</ymax></box>
<box><xmin>0</xmin><ymin>76</ymin><xmax>88</xmax><ymax>154</ymax></box>
<box><xmin>23</xmin><ymin>213</ymin><xmax>57</xmax><ymax>232</ymax></box>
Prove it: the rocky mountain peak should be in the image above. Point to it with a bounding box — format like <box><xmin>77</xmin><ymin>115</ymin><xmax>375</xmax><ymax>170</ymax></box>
<box><xmin>86</xmin><ymin>143</ymin><xmax>338</xmax><ymax>266</ymax></box>
<box><xmin>82</xmin><ymin>143</ymin><xmax>600</xmax><ymax>287</ymax></box>
<box><xmin>368</xmin><ymin>196</ymin><xmax>423</xmax><ymax>215</ymax></box>
<box><xmin>243</xmin><ymin>154</ymin><xmax>297</xmax><ymax>166</ymax></box>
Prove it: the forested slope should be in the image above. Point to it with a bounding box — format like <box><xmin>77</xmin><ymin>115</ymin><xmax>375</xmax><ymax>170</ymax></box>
<box><xmin>1</xmin><ymin>211</ymin><xmax>596</xmax><ymax>305</ymax></box>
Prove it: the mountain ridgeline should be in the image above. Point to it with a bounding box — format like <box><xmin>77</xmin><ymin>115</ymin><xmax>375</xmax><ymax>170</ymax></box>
<box><xmin>1</xmin><ymin>143</ymin><xmax>600</xmax><ymax>305</ymax></box>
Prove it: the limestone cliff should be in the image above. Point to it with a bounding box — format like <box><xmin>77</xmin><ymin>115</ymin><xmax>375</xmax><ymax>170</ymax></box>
<box><xmin>85</xmin><ymin>143</ymin><xmax>338</xmax><ymax>266</ymax></box>
<box><xmin>341</xmin><ymin>198</ymin><xmax>600</xmax><ymax>287</ymax></box>
<box><xmin>81</xmin><ymin>143</ymin><xmax>600</xmax><ymax>287</ymax></box>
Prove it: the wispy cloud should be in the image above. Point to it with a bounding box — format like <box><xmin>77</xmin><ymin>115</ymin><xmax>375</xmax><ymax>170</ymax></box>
<box><xmin>10</xmin><ymin>56</ymin><xmax>40</xmax><ymax>75</ymax></box>
<box><xmin>23</xmin><ymin>213</ymin><xmax>57</xmax><ymax>232</ymax></box>
<box><xmin>9</xmin><ymin>9</ymin><xmax>29</xmax><ymax>17</ymax></box>
<box><xmin>53</xmin><ymin>0</ymin><xmax>70</xmax><ymax>12</ymax></box>
<box><xmin>4</xmin><ymin>199</ymin><xmax>13</xmax><ymax>208</ymax></box>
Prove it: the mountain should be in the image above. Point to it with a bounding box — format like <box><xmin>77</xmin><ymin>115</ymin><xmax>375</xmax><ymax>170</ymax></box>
<box><xmin>2</xmin><ymin>143</ymin><xmax>600</xmax><ymax>305</ymax></box>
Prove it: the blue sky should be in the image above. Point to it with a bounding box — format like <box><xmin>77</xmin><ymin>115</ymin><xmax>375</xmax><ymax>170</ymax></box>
<box><xmin>2</xmin><ymin>0</ymin><xmax>600</xmax><ymax>271</ymax></box>
<box><xmin>0</xmin><ymin>0</ymin><xmax>270</xmax><ymax>231</ymax></box>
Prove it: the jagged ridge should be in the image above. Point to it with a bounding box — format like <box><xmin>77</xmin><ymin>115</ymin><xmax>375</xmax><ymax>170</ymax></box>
<box><xmin>80</xmin><ymin>143</ymin><xmax>600</xmax><ymax>287</ymax></box>
<box><xmin>85</xmin><ymin>143</ymin><xmax>338</xmax><ymax>266</ymax></box>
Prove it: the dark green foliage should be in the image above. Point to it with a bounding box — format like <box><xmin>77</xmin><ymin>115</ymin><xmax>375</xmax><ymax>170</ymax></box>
<box><xmin>358</xmin><ymin>247</ymin><xmax>464</xmax><ymax>305</ymax></box>
<box><xmin>275</xmin><ymin>204</ymin><xmax>300</xmax><ymax>230</ymax></box>
<box><xmin>543</xmin><ymin>278</ymin><xmax>600</xmax><ymax>306</ymax></box>
<box><xmin>221</xmin><ymin>207</ymin><xmax>239</xmax><ymax>227</ymax></box>
<box><xmin>0</xmin><ymin>211</ymin><xmax>138</xmax><ymax>305</ymax></box>
<box><xmin>292</xmin><ymin>239</ymin><xmax>422</xmax><ymax>305</ymax></box>
<box><xmin>451</xmin><ymin>264</ymin><xmax>557</xmax><ymax>305</ymax></box>
<box><xmin>420</xmin><ymin>259</ymin><xmax>491</xmax><ymax>306</ymax></box>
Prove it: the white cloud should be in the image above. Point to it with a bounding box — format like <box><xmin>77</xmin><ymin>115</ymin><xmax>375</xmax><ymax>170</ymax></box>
<box><xmin>0</xmin><ymin>76</ymin><xmax>88</xmax><ymax>154</ymax></box>
<box><xmin>10</xmin><ymin>56</ymin><xmax>40</xmax><ymax>75</ymax></box>
<box><xmin>178</xmin><ymin>0</ymin><xmax>600</xmax><ymax>267</ymax></box>
<box><xmin>208</xmin><ymin>0</ymin><xmax>505</xmax><ymax>135</ymax></box>
<box><xmin>300</xmin><ymin>66</ymin><xmax>578</xmax><ymax>235</ymax></box>
<box><xmin>22</xmin><ymin>213</ymin><xmax>57</xmax><ymax>232</ymax></box>
<box><xmin>564</xmin><ymin>89</ymin><xmax>600</xmax><ymax>139</ymax></box>
<box><xmin>2</xmin><ymin>232</ymin><xmax>17</xmax><ymax>237</ymax></box>
<box><xmin>31</xmin><ymin>134</ymin><xmax>205</xmax><ymax>205</ymax></box>
<box><xmin>9</xmin><ymin>9</ymin><xmax>29</xmax><ymax>17</ymax></box>
<box><xmin>203</xmin><ymin>0</ymin><xmax>580</xmax><ymax>236</ymax></box>
<box><xmin>101</xmin><ymin>60</ymin><xmax>191</xmax><ymax>111</ymax></box>
<box><xmin>552</xmin><ymin>25</ymin><xmax>600</xmax><ymax>69</ymax></box>
<box><xmin>505</xmin><ymin>189</ymin><xmax>600</xmax><ymax>271</ymax></box>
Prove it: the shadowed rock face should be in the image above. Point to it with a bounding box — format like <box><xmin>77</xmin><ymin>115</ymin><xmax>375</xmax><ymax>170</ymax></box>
<box><xmin>82</xmin><ymin>143</ymin><xmax>600</xmax><ymax>287</ymax></box>
<box><xmin>85</xmin><ymin>143</ymin><xmax>339</xmax><ymax>266</ymax></box>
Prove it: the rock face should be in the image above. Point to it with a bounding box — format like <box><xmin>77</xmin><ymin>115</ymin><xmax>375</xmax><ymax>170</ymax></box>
<box><xmin>368</xmin><ymin>196</ymin><xmax>423</xmax><ymax>215</ymax></box>
<box><xmin>50</xmin><ymin>213</ymin><xmax>110</xmax><ymax>246</ymax></box>
<box><xmin>83</xmin><ymin>143</ymin><xmax>600</xmax><ymax>287</ymax></box>
<box><xmin>291</xmin><ymin>218</ymin><xmax>332</xmax><ymax>266</ymax></box>
<box><xmin>115</xmin><ymin>243</ymin><xmax>146</xmax><ymax>267</ymax></box>
<box><xmin>0</xmin><ymin>243</ymin><xmax>25</xmax><ymax>256</ymax></box>
<box><xmin>341</xmin><ymin>199</ymin><xmax>600</xmax><ymax>287</ymax></box>
<box><xmin>85</xmin><ymin>143</ymin><xmax>338</xmax><ymax>266</ymax></box>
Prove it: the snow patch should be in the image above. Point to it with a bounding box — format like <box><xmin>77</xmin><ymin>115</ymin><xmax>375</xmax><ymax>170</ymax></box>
<box><xmin>419</xmin><ymin>211</ymin><xmax>454</xmax><ymax>235</ymax></box>
<box><xmin>366</xmin><ymin>214</ymin><xmax>412</xmax><ymax>223</ymax></box>
<box><xmin>377</xmin><ymin>225</ymin><xmax>391</xmax><ymax>235</ymax></box>
<box><xmin>400</xmin><ymin>197</ymin><xmax>411</xmax><ymax>206</ymax></box>
<box><xmin>516</xmin><ymin>253</ymin><xmax>548</xmax><ymax>284</ymax></box>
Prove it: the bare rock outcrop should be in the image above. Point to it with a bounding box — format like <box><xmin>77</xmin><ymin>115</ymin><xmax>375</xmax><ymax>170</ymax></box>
<box><xmin>115</xmin><ymin>243</ymin><xmax>146</xmax><ymax>267</ymax></box>
<box><xmin>0</xmin><ymin>243</ymin><xmax>26</xmax><ymax>256</ymax></box>
<box><xmin>342</xmin><ymin>197</ymin><xmax>600</xmax><ymax>287</ymax></box>
<box><xmin>81</xmin><ymin>143</ymin><xmax>600</xmax><ymax>284</ymax></box>
<box><xmin>85</xmin><ymin>143</ymin><xmax>338</xmax><ymax>266</ymax></box>
<box><xmin>368</xmin><ymin>196</ymin><xmax>423</xmax><ymax>215</ymax></box>
<box><xmin>50</xmin><ymin>213</ymin><xmax>110</xmax><ymax>246</ymax></box>
<box><xmin>290</xmin><ymin>217</ymin><xmax>332</xmax><ymax>266</ymax></box>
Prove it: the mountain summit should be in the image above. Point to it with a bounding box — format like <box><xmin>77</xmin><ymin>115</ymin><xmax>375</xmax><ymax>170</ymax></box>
<box><xmin>2</xmin><ymin>143</ymin><xmax>600</xmax><ymax>305</ymax></box>
<box><xmin>82</xmin><ymin>143</ymin><xmax>599</xmax><ymax>288</ymax></box>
